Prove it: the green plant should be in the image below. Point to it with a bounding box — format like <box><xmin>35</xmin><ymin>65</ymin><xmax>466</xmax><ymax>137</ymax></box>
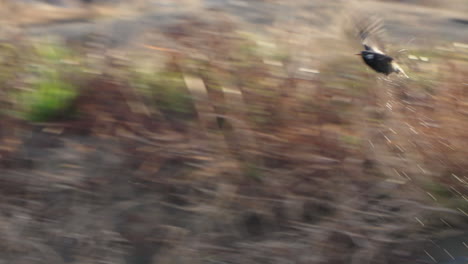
<box><xmin>14</xmin><ymin>40</ymin><xmax>80</xmax><ymax>122</ymax></box>
<box><xmin>20</xmin><ymin>75</ymin><xmax>77</xmax><ymax>122</ymax></box>
<box><xmin>136</xmin><ymin>70</ymin><xmax>196</xmax><ymax>120</ymax></box>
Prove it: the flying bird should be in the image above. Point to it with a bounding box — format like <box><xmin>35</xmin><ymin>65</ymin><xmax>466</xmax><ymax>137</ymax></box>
<box><xmin>355</xmin><ymin>16</ymin><xmax>409</xmax><ymax>78</ymax></box>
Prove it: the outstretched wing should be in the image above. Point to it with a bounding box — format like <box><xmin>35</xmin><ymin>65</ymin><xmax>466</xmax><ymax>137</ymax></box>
<box><xmin>355</xmin><ymin>15</ymin><xmax>387</xmax><ymax>55</ymax></box>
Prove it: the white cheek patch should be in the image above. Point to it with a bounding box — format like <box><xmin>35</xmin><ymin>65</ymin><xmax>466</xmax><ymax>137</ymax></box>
<box><xmin>365</xmin><ymin>54</ymin><xmax>374</xmax><ymax>60</ymax></box>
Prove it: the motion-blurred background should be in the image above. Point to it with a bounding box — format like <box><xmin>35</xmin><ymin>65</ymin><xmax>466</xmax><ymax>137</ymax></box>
<box><xmin>0</xmin><ymin>0</ymin><xmax>467</xmax><ymax>263</ymax></box>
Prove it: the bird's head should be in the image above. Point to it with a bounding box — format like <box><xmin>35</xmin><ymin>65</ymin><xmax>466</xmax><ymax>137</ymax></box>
<box><xmin>358</xmin><ymin>51</ymin><xmax>379</xmax><ymax>61</ymax></box>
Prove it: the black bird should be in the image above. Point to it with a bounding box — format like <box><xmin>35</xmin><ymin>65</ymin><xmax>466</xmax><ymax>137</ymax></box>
<box><xmin>355</xmin><ymin>17</ymin><xmax>408</xmax><ymax>78</ymax></box>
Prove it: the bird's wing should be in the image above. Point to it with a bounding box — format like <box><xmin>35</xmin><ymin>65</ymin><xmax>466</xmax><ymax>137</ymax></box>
<box><xmin>363</xmin><ymin>44</ymin><xmax>384</xmax><ymax>55</ymax></box>
<box><xmin>355</xmin><ymin>15</ymin><xmax>387</xmax><ymax>55</ymax></box>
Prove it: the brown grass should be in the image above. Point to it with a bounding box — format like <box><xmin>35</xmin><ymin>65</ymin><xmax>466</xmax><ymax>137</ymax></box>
<box><xmin>0</xmin><ymin>3</ymin><xmax>467</xmax><ymax>264</ymax></box>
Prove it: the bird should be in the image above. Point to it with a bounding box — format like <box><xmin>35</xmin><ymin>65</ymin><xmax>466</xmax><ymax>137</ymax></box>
<box><xmin>355</xmin><ymin>16</ymin><xmax>409</xmax><ymax>78</ymax></box>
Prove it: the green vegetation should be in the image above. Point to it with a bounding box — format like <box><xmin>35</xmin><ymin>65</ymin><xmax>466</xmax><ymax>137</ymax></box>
<box><xmin>136</xmin><ymin>70</ymin><xmax>197</xmax><ymax>120</ymax></box>
<box><xmin>15</xmin><ymin>40</ymin><xmax>80</xmax><ymax>122</ymax></box>
<box><xmin>20</xmin><ymin>75</ymin><xmax>78</xmax><ymax>122</ymax></box>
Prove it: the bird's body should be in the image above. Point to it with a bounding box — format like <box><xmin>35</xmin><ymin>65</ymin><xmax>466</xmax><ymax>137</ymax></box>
<box><xmin>360</xmin><ymin>50</ymin><xmax>394</xmax><ymax>75</ymax></box>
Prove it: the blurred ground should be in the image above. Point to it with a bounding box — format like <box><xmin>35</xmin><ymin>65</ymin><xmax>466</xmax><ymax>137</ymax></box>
<box><xmin>1</xmin><ymin>0</ymin><xmax>467</xmax><ymax>46</ymax></box>
<box><xmin>0</xmin><ymin>0</ymin><xmax>467</xmax><ymax>264</ymax></box>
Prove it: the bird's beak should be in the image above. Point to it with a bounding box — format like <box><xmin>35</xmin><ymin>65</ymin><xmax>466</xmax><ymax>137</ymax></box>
<box><xmin>355</xmin><ymin>53</ymin><xmax>361</xmax><ymax>56</ymax></box>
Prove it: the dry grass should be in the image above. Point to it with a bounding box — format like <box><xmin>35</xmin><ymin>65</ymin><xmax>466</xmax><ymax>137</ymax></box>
<box><xmin>0</xmin><ymin>2</ymin><xmax>467</xmax><ymax>264</ymax></box>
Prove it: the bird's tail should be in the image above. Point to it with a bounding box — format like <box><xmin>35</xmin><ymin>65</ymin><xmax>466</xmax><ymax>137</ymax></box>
<box><xmin>392</xmin><ymin>62</ymin><xmax>410</xmax><ymax>78</ymax></box>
